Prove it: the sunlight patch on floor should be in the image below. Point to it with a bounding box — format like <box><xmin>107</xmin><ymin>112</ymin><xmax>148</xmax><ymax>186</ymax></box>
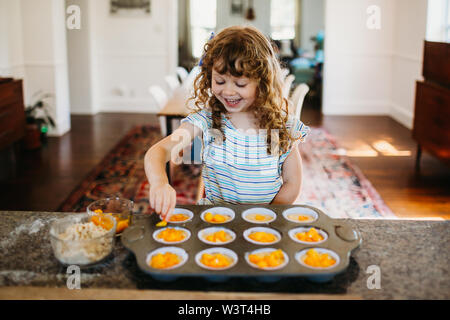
<box><xmin>336</xmin><ymin>140</ymin><xmax>412</xmax><ymax>157</ymax></box>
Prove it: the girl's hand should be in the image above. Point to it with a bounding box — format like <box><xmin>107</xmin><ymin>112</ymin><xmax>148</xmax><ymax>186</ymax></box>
<box><xmin>149</xmin><ymin>182</ymin><xmax>176</xmax><ymax>220</ymax></box>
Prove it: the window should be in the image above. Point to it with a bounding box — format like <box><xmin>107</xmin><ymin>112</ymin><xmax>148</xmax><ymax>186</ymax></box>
<box><xmin>270</xmin><ymin>0</ymin><xmax>297</xmax><ymax>40</ymax></box>
<box><xmin>447</xmin><ymin>0</ymin><xmax>450</xmax><ymax>41</ymax></box>
<box><xmin>426</xmin><ymin>0</ymin><xmax>450</xmax><ymax>42</ymax></box>
<box><xmin>190</xmin><ymin>0</ymin><xmax>217</xmax><ymax>58</ymax></box>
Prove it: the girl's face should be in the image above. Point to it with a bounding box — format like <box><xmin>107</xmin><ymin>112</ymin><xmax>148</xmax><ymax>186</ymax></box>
<box><xmin>211</xmin><ymin>67</ymin><xmax>258</xmax><ymax>113</ymax></box>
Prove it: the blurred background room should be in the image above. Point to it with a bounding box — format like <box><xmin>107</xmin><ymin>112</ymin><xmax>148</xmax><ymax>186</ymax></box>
<box><xmin>0</xmin><ymin>0</ymin><xmax>448</xmax><ymax>220</ymax></box>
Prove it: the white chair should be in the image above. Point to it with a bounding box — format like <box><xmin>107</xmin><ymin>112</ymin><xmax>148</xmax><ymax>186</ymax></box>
<box><xmin>148</xmin><ymin>85</ymin><xmax>169</xmax><ymax>137</ymax></box>
<box><xmin>290</xmin><ymin>83</ymin><xmax>309</xmax><ymax>120</ymax></box>
<box><xmin>176</xmin><ymin>66</ymin><xmax>189</xmax><ymax>83</ymax></box>
<box><xmin>182</xmin><ymin>66</ymin><xmax>201</xmax><ymax>90</ymax></box>
<box><xmin>280</xmin><ymin>68</ymin><xmax>290</xmax><ymax>81</ymax></box>
<box><xmin>282</xmin><ymin>74</ymin><xmax>295</xmax><ymax>99</ymax></box>
<box><xmin>164</xmin><ymin>75</ymin><xmax>180</xmax><ymax>95</ymax></box>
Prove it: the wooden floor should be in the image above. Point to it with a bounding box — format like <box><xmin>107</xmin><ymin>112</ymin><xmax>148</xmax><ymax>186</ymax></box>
<box><xmin>0</xmin><ymin>105</ymin><xmax>449</xmax><ymax>219</ymax></box>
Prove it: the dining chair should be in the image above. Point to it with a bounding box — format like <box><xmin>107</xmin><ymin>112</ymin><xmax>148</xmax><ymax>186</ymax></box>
<box><xmin>176</xmin><ymin>66</ymin><xmax>189</xmax><ymax>83</ymax></box>
<box><xmin>148</xmin><ymin>85</ymin><xmax>169</xmax><ymax>137</ymax></box>
<box><xmin>282</xmin><ymin>74</ymin><xmax>295</xmax><ymax>99</ymax></box>
<box><xmin>182</xmin><ymin>66</ymin><xmax>201</xmax><ymax>90</ymax></box>
<box><xmin>290</xmin><ymin>83</ymin><xmax>309</xmax><ymax>120</ymax></box>
<box><xmin>164</xmin><ymin>75</ymin><xmax>180</xmax><ymax>96</ymax></box>
<box><xmin>280</xmin><ymin>68</ymin><xmax>290</xmax><ymax>81</ymax></box>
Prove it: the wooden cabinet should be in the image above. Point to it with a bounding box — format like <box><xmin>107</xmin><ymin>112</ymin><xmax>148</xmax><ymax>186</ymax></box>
<box><xmin>413</xmin><ymin>42</ymin><xmax>450</xmax><ymax>169</ymax></box>
<box><xmin>0</xmin><ymin>78</ymin><xmax>26</xmax><ymax>150</ymax></box>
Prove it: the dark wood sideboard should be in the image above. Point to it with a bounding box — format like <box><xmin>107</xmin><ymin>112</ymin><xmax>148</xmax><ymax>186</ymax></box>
<box><xmin>412</xmin><ymin>41</ymin><xmax>450</xmax><ymax>170</ymax></box>
<box><xmin>0</xmin><ymin>78</ymin><xmax>26</xmax><ymax>150</ymax></box>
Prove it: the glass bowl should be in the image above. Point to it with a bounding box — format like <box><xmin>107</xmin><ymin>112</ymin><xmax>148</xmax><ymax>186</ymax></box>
<box><xmin>49</xmin><ymin>213</ymin><xmax>116</xmax><ymax>266</ymax></box>
<box><xmin>87</xmin><ymin>197</ymin><xmax>134</xmax><ymax>234</ymax></box>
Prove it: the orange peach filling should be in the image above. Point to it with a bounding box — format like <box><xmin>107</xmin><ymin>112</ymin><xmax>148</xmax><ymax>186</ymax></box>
<box><xmin>287</xmin><ymin>213</ymin><xmax>313</xmax><ymax>222</ymax></box>
<box><xmin>246</xmin><ymin>213</ymin><xmax>272</xmax><ymax>222</ymax></box>
<box><xmin>248</xmin><ymin>231</ymin><xmax>278</xmax><ymax>243</ymax></box>
<box><xmin>90</xmin><ymin>209</ymin><xmax>129</xmax><ymax>233</ymax></box>
<box><xmin>204</xmin><ymin>230</ymin><xmax>232</xmax><ymax>243</ymax></box>
<box><xmin>248</xmin><ymin>249</ymin><xmax>284</xmax><ymax>268</ymax></box>
<box><xmin>157</xmin><ymin>228</ymin><xmax>187</xmax><ymax>242</ymax></box>
<box><xmin>156</xmin><ymin>220</ymin><xmax>167</xmax><ymax>227</ymax></box>
<box><xmin>169</xmin><ymin>214</ymin><xmax>190</xmax><ymax>222</ymax></box>
<box><xmin>200</xmin><ymin>253</ymin><xmax>233</xmax><ymax>268</ymax></box>
<box><xmin>302</xmin><ymin>249</ymin><xmax>336</xmax><ymax>268</ymax></box>
<box><xmin>204</xmin><ymin>212</ymin><xmax>230</xmax><ymax>223</ymax></box>
<box><xmin>90</xmin><ymin>214</ymin><xmax>114</xmax><ymax>231</ymax></box>
<box><xmin>150</xmin><ymin>252</ymin><xmax>181</xmax><ymax>269</ymax></box>
<box><xmin>295</xmin><ymin>228</ymin><xmax>324</xmax><ymax>242</ymax></box>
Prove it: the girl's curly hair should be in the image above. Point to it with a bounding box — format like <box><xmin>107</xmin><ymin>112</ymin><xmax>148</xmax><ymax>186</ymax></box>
<box><xmin>189</xmin><ymin>25</ymin><xmax>296</xmax><ymax>155</ymax></box>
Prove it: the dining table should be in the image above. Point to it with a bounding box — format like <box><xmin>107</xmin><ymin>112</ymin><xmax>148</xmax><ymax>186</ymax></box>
<box><xmin>157</xmin><ymin>85</ymin><xmax>196</xmax><ymax>183</ymax></box>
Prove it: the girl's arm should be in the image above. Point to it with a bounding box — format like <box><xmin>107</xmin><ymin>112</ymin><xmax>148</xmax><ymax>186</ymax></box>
<box><xmin>144</xmin><ymin>121</ymin><xmax>201</xmax><ymax>219</ymax></box>
<box><xmin>271</xmin><ymin>143</ymin><xmax>303</xmax><ymax>204</ymax></box>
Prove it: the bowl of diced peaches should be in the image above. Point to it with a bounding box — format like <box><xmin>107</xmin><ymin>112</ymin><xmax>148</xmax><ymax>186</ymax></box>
<box><xmin>201</xmin><ymin>207</ymin><xmax>235</xmax><ymax>224</ymax></box>
<box><xmin>195</xmin><ymin>248</ymin><xmax>238</xmax><ymax>271</ymax></box>
<box><xmin>241</xmin><ymin>208</ymin><xmax>276</xmax><ymax>224</ymax></box>
<box><xmin>153</xmin><ymin>227</ymin><xmax>191</xmax><ymax>244</ymax></box>
<box><xmin>288</xmin><ymin>227</ymin><xmax>327</xmax><ymax>244</ymax></box>
<box><xmin>296</xmin><ymin>248</ymin><xmax>339</xmax><ymax>269</ymax></box>
<box><xmin>198</xmin><ymin>227</ymin><xmax>236</xmax><ymax>245</ymax></box>
<box><xmin>87</xmin><ymin>197</ymin><xmax>134</xmax><ymax>235</ymax></box>
<box><xmin>147</xmin><ymin>247</ymin><xmax>188</xmax><ymax>270</ymax></box>
<box><xmin>243</xmin><ymin>227</ymin><xmax>281</xmax><ymax>245</ymax></box>
<box><xmin>245</xmin><ymin>248</ymin><xmax>289</xmax><ymax>270</ymax></box>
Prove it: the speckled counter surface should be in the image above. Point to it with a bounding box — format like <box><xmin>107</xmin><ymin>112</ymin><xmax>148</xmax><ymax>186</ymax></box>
<box><xmin>0</xmin><ymin>211</ymin><xmax>448</xmax><ymax>300</ymax></box>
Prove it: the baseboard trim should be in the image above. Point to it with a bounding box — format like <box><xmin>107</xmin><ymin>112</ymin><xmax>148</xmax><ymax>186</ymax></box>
<box><xmin>390</xmin><ymin>102</ymin><xmax>413</xmax><ymax>129</ymax></box>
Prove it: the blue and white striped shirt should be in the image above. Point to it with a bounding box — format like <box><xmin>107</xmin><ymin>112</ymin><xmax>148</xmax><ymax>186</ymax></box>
<box><xmin>181</xmin><ymin>109</ymin><xmax>309</xmax><ymax>204</ymax></box>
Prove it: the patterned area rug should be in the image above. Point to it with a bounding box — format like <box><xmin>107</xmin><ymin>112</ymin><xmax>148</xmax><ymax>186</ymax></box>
<box><xmin>58</xmin><ymin>125</ymin><xmax>396</xmax><ymax>219</ymax></box>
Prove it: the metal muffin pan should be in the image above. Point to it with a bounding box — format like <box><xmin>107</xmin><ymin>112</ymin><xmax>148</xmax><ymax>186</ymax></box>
<box><xmin>121</xmin><ymin>205</ymin><xmax>361</xmax><ymax>282</ymax></box>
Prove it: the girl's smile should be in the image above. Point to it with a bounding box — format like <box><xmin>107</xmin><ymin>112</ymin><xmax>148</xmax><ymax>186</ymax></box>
<box><xmin>211</xmin><ymin>68</ymin><xmax>258</xmax><ymax>113</ymax></box>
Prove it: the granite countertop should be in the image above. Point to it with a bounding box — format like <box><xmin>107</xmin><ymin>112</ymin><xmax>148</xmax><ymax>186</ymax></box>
<box><xmin>0</xmin><ymin>211</ymin><xmax>449</xmax><ymax>299</ymax></box>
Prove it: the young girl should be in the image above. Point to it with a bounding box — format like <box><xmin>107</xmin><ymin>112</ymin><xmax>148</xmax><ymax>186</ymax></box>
<box><xmin>144</xmin><ymin>26</ymin><xmax>309</xmax><ymax>220</ymax></box>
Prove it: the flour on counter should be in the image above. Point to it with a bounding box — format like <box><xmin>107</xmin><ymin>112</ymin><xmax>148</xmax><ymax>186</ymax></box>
<box><xmin>0</xmin><ymin>218</ymin><xmax>55</xmax><ymax>250</ymax></box>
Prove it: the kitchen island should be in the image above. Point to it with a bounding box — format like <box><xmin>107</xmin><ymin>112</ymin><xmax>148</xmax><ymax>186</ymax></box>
<box><xmin>0</xmin><ymin>211</ymin><xmax>448</xmax><ymax>300</ymax></box>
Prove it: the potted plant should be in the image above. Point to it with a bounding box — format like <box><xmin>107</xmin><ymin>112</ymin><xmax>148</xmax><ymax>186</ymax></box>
<box><xmin>24</xmin><ymin>92</ymin><xmax>56</xmax><ymax>150</ymax></box>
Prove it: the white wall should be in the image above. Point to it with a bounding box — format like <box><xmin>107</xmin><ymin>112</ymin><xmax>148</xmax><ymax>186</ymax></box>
<box><xmin>322</xmin><ymin>0</ymin><xmax>427</xmax><ymax>128</ymax></box>
<box><xmin>323</xmin><ymin>0</ymin><xmax>395</xmax><ymax>116</ymax></box>
<box><xmin>71</xmin><ymin>0</ymin><xmax>178</xmax><ymax>114</ymax></box>
<box><xmin>20</xmin><ymin>0</ymin><xmax>71</xmax><ymax>136</ymax></box>
<box><xmin>390</xmin><ymin>0</ymin><xmax>427</xmax><ymax>129</ymax></box>
<box><xmin>0</xmin><ymin>0</ymin><xmax>25</xmax><ymax>78</ymax></box>
<box><xmin>66</xmin><ymin>0</ymin><xmax>97</xmax><ymax>114</ymax></box>
<box><xmin>0</xmin><ymin>0</ymin><xmax>71</xmax><ymax>136</ymax></box>
<box><xmin>300</xmin><ymin>0</ymin><xmax>324</xmax><ymax>52</ymax></box>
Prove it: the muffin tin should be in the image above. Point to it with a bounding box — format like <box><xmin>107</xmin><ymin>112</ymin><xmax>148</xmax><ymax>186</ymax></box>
<box><xmin>121</xmin><ymin>205</ymin><xmax>361</xmax><ymax>282</ymax></box>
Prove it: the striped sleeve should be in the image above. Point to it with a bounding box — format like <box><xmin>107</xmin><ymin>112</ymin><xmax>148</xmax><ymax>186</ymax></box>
<box><xmin>180</xmin><ymin>109</ymin><xmax>212</xmax><ymax>137</ymax></box>
<box><xmin>278</xmin><ymin>116</ymin><xmax>310</xmax><ymax>174</ymax></box>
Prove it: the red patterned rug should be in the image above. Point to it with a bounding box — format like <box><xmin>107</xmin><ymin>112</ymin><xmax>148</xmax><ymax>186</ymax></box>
<box><xmin>58</xmin><ymin>125</ymin><xmax>396</xmax><ymax>218</ymax></box>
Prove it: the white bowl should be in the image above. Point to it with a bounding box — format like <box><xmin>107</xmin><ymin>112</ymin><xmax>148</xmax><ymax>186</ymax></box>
<box><xmin>243</xmin><ymin>227</ymin><xmax>281</xmax><ymax>245</ymax></box>
<box><xmin>160</xmin><ymin>208</ymin><xmax>194</xmax><ymax>224</ymax></box>
<box><xmin>195</xmin><ymin>247</ymin><xmax>238</xmax><ymax>271</ymax></box>
<box><xmin>152</xmin><ymin>226</ymin><xmax>191</xmax><ymax>244</ymax></box>
<box><xmin>282</xmin><ymin>207</ymin><xmax>318</xmax><ymax>223</ymax></box>
<box><xmin>245</xmin><ymin>248</ymin><xmax>289</xmax><ymax>271</ymax></box>
<box><xmin>295</xmin><ymin>248</ymin><xmax>340</xmax><ymax>270</ymax></box>
<box><xmin>241</xmin><ymin>208</ymin><xmax>276</xmax><ymax>224</ymax></box>
<box><xmin>288</xmin><ymin>227</ymin><xmax>328</xmax><ymax>245</ymax></box>
<box><xmin>146</xmin><ymin>246</ymin><xmax>188</xmax><ymax>270</ymax></box>
<box><xmin>200</xmin><ymin>207</ymin><xmax>235</xmax><ymax>224</ymax></box>
<box><xmin>198</xmin><ymin>227</ymin><xmax>236</xmax><ymax>245</ymax></box>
